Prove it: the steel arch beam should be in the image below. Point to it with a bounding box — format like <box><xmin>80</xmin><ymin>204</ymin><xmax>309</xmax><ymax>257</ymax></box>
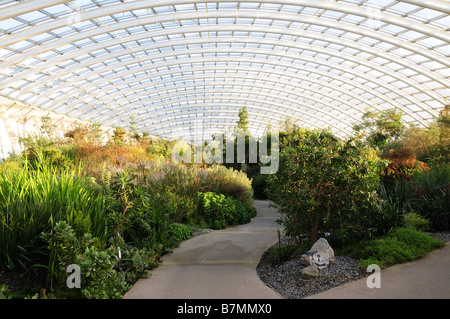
<box><xmin>39</xmin><ymin>53</ymin><xmax>434</xmax><ymax>125</ymax></box>
<box><xmin>104</xmin><ymin>103</ymin><xmax>347</xmax><ymax>138</ymax></box>
<box><xmin>2</xmin><ymin>0</ymin><xmax>448</xmax><ymax>49</ymax></box>
<box><xmin>86</xmin><ymin>86</ymin><xmax>361</xmax><ymax>130</ymax></box>
<box><xmin>11</xmin><ymin>29</ymin><xmax>447</xmax><ymax>104</ymax></box>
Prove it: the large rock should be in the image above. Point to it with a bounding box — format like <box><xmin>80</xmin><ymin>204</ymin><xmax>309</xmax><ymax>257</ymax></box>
<box><xmin>301</xmin><ymin>238</ymin><xmax>335</xmax><ymax>269</ymax></box>
<box><xmin>300</xmin><ymin>264</ymin><xmax>319</xmax><ymax>279</ymax></box>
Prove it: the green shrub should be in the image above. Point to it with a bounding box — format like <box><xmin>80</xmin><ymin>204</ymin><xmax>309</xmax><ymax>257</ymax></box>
<box><xmin>406</xmin><ymin>164</ymin><xmax>450</xmax><ymax>231</ymax></box>
<box><xmin>266</xmin><ymin>129</ymin><xmax>386</xmax><ymax>245</ymax></box>
<box><xmin>138</xmin><ymin>161</ymin><xmax>201</xmax><ymax>223</ymax></box>
<box><xmin>167</xmin><ymin>223</ymin><xmax>192</xmax><ymax>242</ymax></box>
<box><xmin>252</xmin><ymin>174</ymin><xmax>269</xmax><ymax>199</ymax></box>
<box><xmin>353</xmin><ymin>228</ymin><xmax>444</xmax><ymax>270</ymax></box>
<box><xmin>204</xmin><ymin>165</ymin><xmax>254</xmax><ymax>213</ymax></box>
<box><xmin>42</xmin><ymin>221</ymin><xmax>129</xmax><ymax>299</ymax></box>
<box><xmin>403</xmin><ymin>212</ymin><xmax>431</xmax><ymax>231</ymax></box>
<box><xmin>268</xmin><ymin>244</ymin><xmax>299</xmax><ymax>265</ymax></box>
<box><xmin>197</xmin><ymin>192</ymin><xmax>253</xmax><ymax>229</ymax></box>
<box><xmin>267</xmin><ymin>230</ymin><xmax>305</xmax><ymax>265</ymax></box>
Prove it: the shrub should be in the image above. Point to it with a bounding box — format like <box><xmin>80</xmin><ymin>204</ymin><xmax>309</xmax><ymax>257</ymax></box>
<box><xmin>197</xmin><ymin>192</ymin><xmax>253</xmax><ymax>229</ymax></box>
<box><xmin>267</xmin><ymin>230</ymin><xmax>303</xmax><ymax>265</ymax></box>
<box><xmin>167</xmin><ymin>223</ymin><xmax>192</xmax><ymax>242</ymax></box>
<box><xmin>138</xmin><ymin>161</ymin><xmax>201</xmax><ymax>223</ymax></box>
<box><xmin>113</xmin><ymin>127</ymin><xmax>126</xmax><ymax>142</ymax></box>
<box><xmin>403</xmin><ymin>212</ymin><xmax>431</xmax><ymax>231</ymax></box>
<box><xmin>353</xmin><ymin>228</ymin><xmax>444</xmax><ymax>270</ymax></box>
<box><xmin>268</xmin><ymin>244</ymin><xmax>299</xmax><ymax>265</ymax></box>
<box><xmin>407</xmin><ymin>164</ymin><xmax>450</xmax><ymax>231</ymax></box>
<box><xmin>42</xmin><ymin>221</ymin><xmax>129</xmax><ymax>299</ymax></box>
<box><xmin>204</xmin><ymin>165</ymin><xmax>255</xmax><ymax>213</ymax></box>
<box><xmin>382</xmin><ymin>148</ymin><xmax>428</xmax><ymax>180</ymax></box>
<box><xmin>266</xmin><ymin>129</ymin><xmax>386</xmax><ymax>246</ymax></box>
<box><xmin>374</xmin><ymin>179</ymin><xmax>407</xmax><ymax>234</ymax></box>
<box><xmin>252</xmin><ymin>174</ymin><xmax>269</xmax><ymax>199</ymax></box>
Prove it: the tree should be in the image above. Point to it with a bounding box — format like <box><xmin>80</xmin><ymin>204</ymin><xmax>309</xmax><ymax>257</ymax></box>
<box><xmin>40</xmin><ymin>114</ymin><xmax>57</xmax><ymax>138</ymax></box>
<box><xmin>353</xmin><ymin>109</ymin><xmax>405</xmax><ymax>148</ymax></box>
<box><xmin>266</xmin><ymin>128</ymin><xmax>385</xmax><ymax>246</ymax></box>
<box><xmin>128</xmin><ymin>116</ymin><xmax>140</xmax><ymax>142</ymax></box>
<box><xmin>235</xmin><ymin>107</ymin><xmax>249</xmax><ymax>132</ymax></box>
<box><xmin>112</xmin><ymin>127</ymin><xmax>126</xmax><ymax>143</ymax></box>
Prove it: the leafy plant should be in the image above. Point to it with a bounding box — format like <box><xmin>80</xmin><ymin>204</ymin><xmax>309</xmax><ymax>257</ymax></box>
<box><xmin>350</xmin><ymin>228</ymin><xmax>444</xmax><ymax>270</ymax></box>
<box><xmin>266</xmin><ymin>129</ymin><xmax>386</xmax><ymax>246</ymax></box>
<box><xmin>0</xmin><ymin>157</ymin><xmax>108</xmax><ymax>271</ymax></box>
<box><xmin>407</xmin><ymin>164</ymin><xmax>450</xmax><ymax>231</ymax></box>
<box><xmin>268</xmin><ymin>230</ymin><xmax>302</xmax><ymax>265</ymax></box>
<box><xmin>197</xmin><ymin>192</ymin><xmax>254</xmax><ymax>229</ymax></box>
<box><xmin>167</xmin><ymin>223</ymin><xmax>192</xmax><ymax>243</ymax></box>
<box><xmin>403</xmin><ymin>212</ymin><xmax>431</xmax><ymax>231</ymax></box>
<box><xmin>42</xmin><ymin>220</ymin><xmax>129</xmax><ymax>299</ymax></box>
<box><xmin>353</xmin><ymin>109</ymin><xmax>405</xmax><ymax>148</ymax></box>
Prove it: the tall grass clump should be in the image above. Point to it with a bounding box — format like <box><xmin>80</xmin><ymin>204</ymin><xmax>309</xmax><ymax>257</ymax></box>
<box><xmin>407</xmin><ymin>164</ymin><xmax>450</xmax><ymax>230</ymax></box>
<box><xmin>0</xmin><ymin>154</ymin><xmax>108</xmax><ymax>272</ymax></box>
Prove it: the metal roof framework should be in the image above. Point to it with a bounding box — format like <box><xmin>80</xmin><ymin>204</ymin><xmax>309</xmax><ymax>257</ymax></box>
<box><xmin>0</xmin><ymin>0</ymin><xmax>449</xmax><ymax>142</ymax></box>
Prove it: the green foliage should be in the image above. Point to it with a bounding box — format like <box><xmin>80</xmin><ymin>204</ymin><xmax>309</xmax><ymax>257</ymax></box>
<box><xmin>198</xmin><ymin>192</ymin><xmax>254</xmax><ymax>229</ymax></box>
<box><xmin>167</xmin><ymin>223</ymin><xmax>192</xmax><ymax>242</ymax></box>
<box><xmin>0</xmin><ymin>158</ymin><xmax>108</xmax><ymax>271</ymax></box>
<box><xmin>403</xmin><ymin>212</ymin><xmax>431</xmax><ymax>231</ymax></box>
<box><xmin>268</xmin><ymin>230</ymin><xmax>303</xmax><ymax>265</ymax></box>
<box><xmin>268</xmin><ymin>244</ymin><xmax>299</xmax><ymax>266</ymax></box>
<box><xmin>251</xmin><ymin>174</ymin><xmax>269</xmax><ymax>199</ymax></box>
<box><xmin>374</xmin><ymin>179</ymin><xmax>407</xmax><ymax>234</ymax></box>
<box><xmin>266</xmin><ymin>129</ymin><xmax>386</xmax><ymax>245</ymax></box>
<box><xmin>406</xmin><ymin>164</ymin><xmax>450</xmax><ymax>231</ymax></box>
<box><xmin>354</xmin><ymin>109</ymin><xmax>405</xmax><ymax>148</ymax></box>
<box><xmin>112</xmin><ymin>127</ymin><xmax>126</xmax><ymax>143</ymax></box>
<box><xmin>236</xmin><ymin>107</ymin><xmax>249</xmax><ymax>132</ymax></box>
<box><xmin>204</xmin><ymin>165</ymin><xmax>255</xmax><ymax>213</ymax></box>
<box><xmin>350</xmin><ymin>228</ymin><xmax>444</xmax><ymax>270</ymax></box>
<box><xmin>41</xmin><ymin>221</ymin><xmax>128</xmax><ymax>299</ymax></box>
<box><xmin>139</xmin><ymin>161</ymin><xmax>201</xmax><ymax>223</ymax></box>
<box><xmin>2</xmin><ymin>117</ymin><xmax>258</xmax><ymax>298</ymax></box>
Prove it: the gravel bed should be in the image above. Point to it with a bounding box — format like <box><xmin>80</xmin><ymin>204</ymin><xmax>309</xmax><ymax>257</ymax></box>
<box><xmin>256</xmin><ymin>232</ymin><xmax>450</xmax><ymax>299</ymax></box>
<box><xmin>426</xmin><ymin>231</ymin><xmax>450</xmax><ymax>243</ymax></box>
<box><xmin>256</xmin><ymin>248</ymin><xmax>365</xmax><ymax>299</ymax></box>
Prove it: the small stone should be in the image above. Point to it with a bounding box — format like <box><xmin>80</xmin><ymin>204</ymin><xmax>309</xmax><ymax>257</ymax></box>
<box><xmin>301</xmin><ymin>265</ymin><xmax>319</xmax><ymax>280</ymax></box>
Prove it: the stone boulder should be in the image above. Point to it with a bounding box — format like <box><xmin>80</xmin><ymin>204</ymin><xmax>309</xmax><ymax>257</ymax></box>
<box><xmin>300</xmin><ymin>264</ymin><xmax>319</xmax><ymax>280</ymax></box>
<box><xmin>301</xmin><ymin>238</ymin><xmax>335</xmax><ymax>269</ymax></box>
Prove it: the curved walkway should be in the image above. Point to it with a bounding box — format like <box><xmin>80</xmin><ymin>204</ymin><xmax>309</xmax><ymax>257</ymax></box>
<box><xmin>124</xmin><ymin>199</ymin><xmax>450</xmax><ymax>299</ymax></box>
<box><xmin>124</xmin><ymin>200</ymin><xmax>283</xmax><ymax>299</ymax></box>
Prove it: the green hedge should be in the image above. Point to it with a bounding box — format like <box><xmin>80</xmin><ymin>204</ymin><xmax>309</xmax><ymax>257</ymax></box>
<box><xmin>198</xmin><ymin>192</ymin><xmax>256</xmax><ymax>229</ymax></box>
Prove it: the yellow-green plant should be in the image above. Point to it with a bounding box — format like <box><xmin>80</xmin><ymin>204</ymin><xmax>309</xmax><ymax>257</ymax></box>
<box><xmin>0</xmin><ymin>155</ymin><xmax>108</xmax><ymax>271</ymax></box>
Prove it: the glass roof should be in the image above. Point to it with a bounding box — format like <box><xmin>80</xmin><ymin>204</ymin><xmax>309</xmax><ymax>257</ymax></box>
<box><xmin>0</xmin><ymin>0</ymin><xmax>449</xmax><ymax>141</ymax></box>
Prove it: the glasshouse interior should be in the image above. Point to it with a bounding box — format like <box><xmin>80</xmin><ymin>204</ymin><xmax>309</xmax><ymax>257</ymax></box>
<box><xmin>0</xmin><ymin>0</ymin><xmax>449</xmax><ymax>300</ymax></box>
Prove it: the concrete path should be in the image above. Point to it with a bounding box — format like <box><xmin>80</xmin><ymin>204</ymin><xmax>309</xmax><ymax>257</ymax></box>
<box><xmin>307</xmin><ymin>242</ymin><xmax>450</xmax><ymax>299</ymax></box>
<box><xmin>124</xmin><ymin>200</ymin><xmax>283</xmax><ymax>299</ymax></box>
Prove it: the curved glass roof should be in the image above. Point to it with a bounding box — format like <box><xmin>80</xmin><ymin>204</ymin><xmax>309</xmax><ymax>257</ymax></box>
<box><xmin>0</xmin><ymin>0</ymin><xmax>449</xmax><ymax>141</ymax></box>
